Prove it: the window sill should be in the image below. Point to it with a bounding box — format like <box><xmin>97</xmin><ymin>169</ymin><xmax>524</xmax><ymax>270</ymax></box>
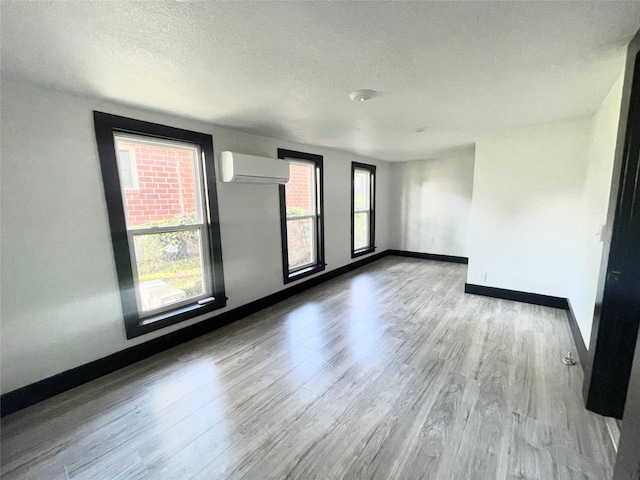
<box><xmin>283</xmin><ymin>263</ymin><xmax>326</xmax><ymax>284</ymax></box>
<box><xmin>125</xmin><ymin>297</ymin><xmax>227</xmax><ymax>339</ymax></box>
<box><xmin>352</xmin><ymin>247</ymin><xmax>376</xmax><ymax>259</ymax></box>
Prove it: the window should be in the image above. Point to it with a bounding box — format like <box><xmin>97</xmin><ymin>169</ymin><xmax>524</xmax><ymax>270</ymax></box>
<box><xmin>278</xmin><ymin>149</ymin><xmax>325</xmax><ymax>283</ymax></box>
<box><xmin>352</xmin><ymin>162</ymin><xmax>376</xmax><ymax>257</ymax></box>
<box><xmin>116</xmin><ymin>147</ymin><xmax>138</xmax><ymax>189</ymax></box>
<box><xmin>94</xmin><ymin>112</ymin><xmax>226</xmax><ymax>338</ymax></box>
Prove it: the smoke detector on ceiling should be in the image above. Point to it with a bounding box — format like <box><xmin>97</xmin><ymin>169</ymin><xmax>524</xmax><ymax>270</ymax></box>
<box><xmin>349</xmin><ymin>89</ymin><xmax>378</xmax><ymax>102</ymax></box>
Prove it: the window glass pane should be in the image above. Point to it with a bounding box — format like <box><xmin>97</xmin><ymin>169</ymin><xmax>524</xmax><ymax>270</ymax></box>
<box><xmin>286</xmin><ymin>161</ymin><xmax>316</xmax><ymax>217</ymax></box>
<box><xmin>115</xmin><ymin>135</ymin><xmax>201</xmax><ymax>229</ymax></box>
<box><xmin>287</xmin><ymin>217</ymin><xmax>316</xmax><ymax>270</ymax></box>
<box><xmin>117</xmin><ymin>149</ymin><xmax>135</xmax><ymax>189</ymax></box>
<box><xmin>354</xmin><ymin>169</ymin><xmax>370</xmax><ymax>211</ymax></box>
<box><xmin>133</xmin><ymin>229</ymin><xmax>205</xmax><ymax>312</ymax></box>
<box><xmin>354</xmin><ymin>212</ymin><xmax>369</xmax><ymax>250</ymax></box>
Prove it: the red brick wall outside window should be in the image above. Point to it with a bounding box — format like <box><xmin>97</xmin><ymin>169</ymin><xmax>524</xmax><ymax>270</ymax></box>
<box><xmin>286</xmin><ymin>163</ymin><xmax>312</xmax><ymax>214</ymax></box>
<box><xmin>118</xmin><ymin>142</ymin><xmax>197</xmax><ymax>227</ymax></box>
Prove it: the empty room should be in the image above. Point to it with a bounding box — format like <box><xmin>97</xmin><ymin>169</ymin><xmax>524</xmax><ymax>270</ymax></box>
<box><xmin>2</xmin><ymin>1</ymin><xmax>640</xmax><ymax>479</ymax></box>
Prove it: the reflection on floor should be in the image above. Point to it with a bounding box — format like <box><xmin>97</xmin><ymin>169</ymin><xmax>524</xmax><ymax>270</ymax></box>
<box><xmin>0</xmin><ymin>257</ymin><xmax>616</xmax><ymax>479</ymax></box>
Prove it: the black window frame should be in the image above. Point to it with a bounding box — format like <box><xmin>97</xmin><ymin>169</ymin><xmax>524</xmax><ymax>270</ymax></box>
<box><xmin>351</xmin><ymin>162</ymin><xmax>376</xmax><ymax>258</ymax></box>
<box><xmin>278</xmin><ymin>148</ymin><xmax>325</xmax><ymax>284</ymax></box>
<box><xmin>94</xmin><ymin>112</ymin><xmax>226</xmax><ymax>339</ymax></box>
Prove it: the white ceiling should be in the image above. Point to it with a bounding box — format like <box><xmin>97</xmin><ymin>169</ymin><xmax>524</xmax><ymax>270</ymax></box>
<box><xmin>1</xmin><ymin>1</ymin><xmax>639</xmax><ymax>162</ymax></box>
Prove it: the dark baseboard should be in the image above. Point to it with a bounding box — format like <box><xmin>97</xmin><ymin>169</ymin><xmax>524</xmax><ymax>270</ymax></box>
<box><xmin>387</xmin><ymin>250</ymin><xmax>468</xmax><ymax>264</ymax></box>
<box><xmin>565</xmin><ymin>299</ymin><xmax>588</xmax><ymax>374</ymax></box>
<box><xmin>464</xmin><ymin>283</ymin><xmax>569</xmax><ymax>309</ymax></box>
<box><xmin>0</xmin><ymin>250</ymin><xmax>390</xmax><ymax>417</ymax></box>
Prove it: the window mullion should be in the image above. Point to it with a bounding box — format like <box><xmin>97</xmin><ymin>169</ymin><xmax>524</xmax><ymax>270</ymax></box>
<box><xmin>129</xmin><ymin>224</ymin><xmax>203</xmax><ymax>236</ymax></box>
<box><xmin>286</xmin><ymin>214</ymin><xmax>316</xmax><ymax>221</ymax></box>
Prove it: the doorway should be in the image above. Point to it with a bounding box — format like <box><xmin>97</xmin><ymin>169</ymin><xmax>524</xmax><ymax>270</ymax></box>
<box><xmin>586</xmin><ymin>29</ymin><xmax>640</xmax><ymax>480</ymax></box>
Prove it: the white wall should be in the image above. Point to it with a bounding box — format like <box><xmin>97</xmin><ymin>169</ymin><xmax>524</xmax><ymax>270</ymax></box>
<box><xmin>467</xmin><ymin>73</ymin><xmax>624</xmax><ymax>349</ymax></box>
<box><xmin>467</xmin><ymin>118</ymin><xmax>593</xmax><ymax>298</ymax></box>
<box><xmin>390</xmin><ymin>151</ymin><xmax>475</xmax><ymax>257</ymax></box>
<box><xmin>569</xmin><ymin>74</ymin><xmax>624</xmax><ymax>347</ymax></box>
<box><xmin>0</xmin><ymin>79</ymin><xmax>392</xmax><ymax>394</ymax></box>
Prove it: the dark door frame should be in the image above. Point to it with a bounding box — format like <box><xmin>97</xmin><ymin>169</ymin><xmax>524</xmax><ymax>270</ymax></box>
<box><xmin>583</xmin><ymin>29</ymin><xmax>640</xmax><ymax>420</ymax></box>
<box><xmin>586</xmin><ymin>29</ymin><xmax>640</xmax><ymax>479</ymax></box>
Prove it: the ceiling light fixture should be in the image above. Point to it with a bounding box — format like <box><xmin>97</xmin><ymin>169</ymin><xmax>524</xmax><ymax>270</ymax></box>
<box><xmin>349</xmin><ymin>89</ymin><xmax>378</xmax><ymax>102</ymax></box>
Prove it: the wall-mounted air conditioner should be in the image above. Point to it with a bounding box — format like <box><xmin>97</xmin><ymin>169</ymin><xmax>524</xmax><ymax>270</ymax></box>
<box><xmin>220</xmin><ymin>151</ymin><xmax>289</xmax><ymax>184</ymax></box>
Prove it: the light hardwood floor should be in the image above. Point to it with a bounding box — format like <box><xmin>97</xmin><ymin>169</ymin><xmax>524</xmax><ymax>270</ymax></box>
<box><xmin>0</xmin><ymin>257</ymin><xmax>616</xmax><ymax>479</ymax></box>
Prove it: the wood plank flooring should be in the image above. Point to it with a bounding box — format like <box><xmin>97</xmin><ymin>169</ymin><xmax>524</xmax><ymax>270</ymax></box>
<box><xmin>0</xmin><ymin>257</ymin><xmax>617</xmax><ymax>479</ymax></box>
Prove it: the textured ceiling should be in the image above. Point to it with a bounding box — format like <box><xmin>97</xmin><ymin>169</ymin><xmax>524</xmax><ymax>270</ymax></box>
<box><xmin>1</xmin><ymin>1</ymin><xmax>639</xmax><ymax>161</ymax></box>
